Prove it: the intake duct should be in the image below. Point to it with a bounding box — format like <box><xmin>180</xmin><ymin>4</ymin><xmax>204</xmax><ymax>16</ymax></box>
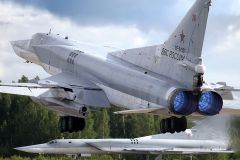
<box><xmin>169</xmin><ymin>90</ymin><xmax>198</xmax><ymax>115</ymax></box>
<box><xmin>198</xmin><ymin>91</ymin><xmax>223</xmax><ymax>116</ymax></box>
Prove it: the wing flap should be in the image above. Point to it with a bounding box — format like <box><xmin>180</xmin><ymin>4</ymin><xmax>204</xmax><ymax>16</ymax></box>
<box><xmin>0</xmin><ymin>83</ymin><xmax>49</xmax><ymax>97</ymax></box>
<box><xmin>77</xmin><ymin>88</ymin><xmax>110</xmax><ymax>107</ymax></box>
<box><xmin>0</xmin><ymin>83</ymin><xmax>44</xmax><ymax>88</ymax></box>
<box><xmin>169</xmin><ymin>148</ymin><xmax>234</xmax><ymax>154</ymax></box>
<box><xmin>123</xmin><ymin>148</ymin><xmax>233</xmax><ymax>154</ymax></box>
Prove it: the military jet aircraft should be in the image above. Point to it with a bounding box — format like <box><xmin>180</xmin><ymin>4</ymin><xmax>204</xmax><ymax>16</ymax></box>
<box><xmin>15</xmin><ymin>116</ymin><xmax>234</xmax><ymax>156</ymax></box>
<box><xmin>0</xmin><ymin>0</ymin><xmax>239</xmax><ymax>133</ymax></box>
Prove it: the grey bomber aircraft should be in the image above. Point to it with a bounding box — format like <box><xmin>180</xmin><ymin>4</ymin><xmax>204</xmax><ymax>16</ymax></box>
<box><xmin>0</xmin><ymin>0</ymin><xmax>239</xmax><ymax>133</ymax></box>
<box><xmin>15</xmin><ymin>116</ymin><xmax>234</xmax><ymax>156</ymax></box>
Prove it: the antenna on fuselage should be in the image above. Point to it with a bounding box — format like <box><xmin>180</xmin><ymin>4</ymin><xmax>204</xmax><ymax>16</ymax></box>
<box><xmin>48</xmin><ymin>28</ymin><xmax>52</xmax><ymax>35</ymax></box>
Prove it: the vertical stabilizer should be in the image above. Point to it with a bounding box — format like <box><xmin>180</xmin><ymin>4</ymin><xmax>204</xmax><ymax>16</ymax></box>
<box><xmin>108</xmin><ymin>0</ymin><xmax>212</xmax><ymax>89</ymax></box>
<box><xmin>140</xmin><ymin>115</ymin><xmax>231</xmax><ymax>143</ymax></box>
<box><xmin>164</xmin><ymin>0</ymin><xmax>211</xmax><ymax>62</ymax></box>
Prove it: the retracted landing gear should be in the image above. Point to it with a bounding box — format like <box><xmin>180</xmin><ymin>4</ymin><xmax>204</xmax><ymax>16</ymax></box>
<box><xmin>160</xmin><ymin>116</ymin><xmax>187</xmax><ymax>134</ymax></box>
<box><xmin>59</xmin><ymin>116</ymin><xmax>85</xmax><ymax>133</ymax></box>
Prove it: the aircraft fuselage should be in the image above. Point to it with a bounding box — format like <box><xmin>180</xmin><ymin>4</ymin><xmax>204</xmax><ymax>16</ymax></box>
<box><xmin>12</xmin><ymin>33</ymin><xmax>180</xmax><ymax>111</ymax></box>
<box><xmin>16</xmin><ymin>138</ymin><xmax>230</xmax><ymax>155</ymax></box>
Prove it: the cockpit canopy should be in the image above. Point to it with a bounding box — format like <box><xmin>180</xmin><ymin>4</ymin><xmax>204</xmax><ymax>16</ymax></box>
<box><xmin>48</xmin><ymin>140</ymin><xmax>58</xmax><ymax>144</ymax></box>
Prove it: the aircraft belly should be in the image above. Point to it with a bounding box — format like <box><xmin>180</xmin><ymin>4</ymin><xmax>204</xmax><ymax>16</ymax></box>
<box><xmin>40</xmin><ymin>62</ymin><xmax>61</xmax><ymax>75</ymax></box>
<box><xmin>73</xmin><ymin>53</ymin><xmax>178</xmax><ymax>107</ymax></box>
<box><xmin>98</xmin><ymin>84</ymin><xmax>165</xmax><ymax>110</ymax></box>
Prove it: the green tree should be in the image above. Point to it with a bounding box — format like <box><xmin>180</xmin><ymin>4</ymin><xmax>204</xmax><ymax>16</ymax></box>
<box><xmin>18</xmin><ymin>76</ymin><xmax>28</xmax><ymax>83</ymax></box>
<box><xmin>137</xmin><ymin>114</ymin><xmax>155</xmax><ymax>136</ymax></box>
<box><xmin>80</xmin><ymin>112</ymin><xmax>97</xmax><ymax>138</ymax></box>
<box><xmin>124</xmin><ymin>114</ymin><xmax>141</xmax><ymax>138</ymax></box>
<box><xmin>0</xmin><ymin>94</ymin><xmax>12</xmax><ymax>147</ymax></box>
<box><xmin>94</xmin><ymin>109</ymin><xmax>110</xmax><ymax>138</ymax></box>
<box><xmin>109</xmin><ymin>106</ymin><xmax>125</xmax><ymax>138</ymax></box>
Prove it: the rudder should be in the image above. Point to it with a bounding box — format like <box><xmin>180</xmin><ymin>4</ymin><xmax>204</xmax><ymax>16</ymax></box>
<box><xmin>164</xmin><ymin>0</ymin><xmax>211</xmax><ymax>63</ymax></box>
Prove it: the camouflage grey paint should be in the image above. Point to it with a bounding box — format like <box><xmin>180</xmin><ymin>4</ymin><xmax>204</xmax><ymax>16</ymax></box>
<box><xmin>7</xmin><ymin>0</ymin><xmax>237</xmax><ymax>117</ymax></box>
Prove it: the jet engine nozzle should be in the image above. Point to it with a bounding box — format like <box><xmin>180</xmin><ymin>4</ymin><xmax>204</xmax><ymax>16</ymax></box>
<box><xmin>198</xmin><ymin>91</ymin><xmax>223</xmax><ymax>116</ymax></box>
<box><xmin>169</xmin><ymin>90</ymin><xmax>198</xmax><ymax>115</ymax></box>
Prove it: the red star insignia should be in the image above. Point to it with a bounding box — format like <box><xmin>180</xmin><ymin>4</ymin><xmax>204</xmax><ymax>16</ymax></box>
<box><xmin>180</xmin><ymin>30</ymin><xmax>185</xmax><ymax>43</ymax></box>
<box><xmin>192</xmin><ymin>14</ymin><xmax>197</xmax><ymax>22</ymax></box>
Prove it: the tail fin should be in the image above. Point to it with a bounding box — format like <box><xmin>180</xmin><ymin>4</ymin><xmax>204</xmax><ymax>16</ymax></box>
<box><xmin>140</xmin><ymin>115</ymin><xmax>231</xmax><ymax>142</ymax></box>
<box><xmin>108</xmin><ymin>0</ymin><xmax>211</xmax><ymax>89</ymax></box>
<box><xmin>164</xmin><ymin>0</ymin><xmax>211</xmax><ymax>60</ymax></box>
<box><xmin>191</xmin><ymin>115</ymin><xmax>231</xmax><ymax>141</ymax></box>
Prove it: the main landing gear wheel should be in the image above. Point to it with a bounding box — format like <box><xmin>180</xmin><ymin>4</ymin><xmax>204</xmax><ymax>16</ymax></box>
<box><xmin>59</xmin><ymin>116</ymin><xmax>85</xmax><ymax>133</ymax></box>
<box><xmin>160</xmin><ymin>116</ymin><xmax>187</xmax><ymax>134</ymax></box>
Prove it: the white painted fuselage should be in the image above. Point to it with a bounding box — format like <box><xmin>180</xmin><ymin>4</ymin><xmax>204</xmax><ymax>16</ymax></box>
<box><xmin>11</xmin><ymin>33</ymin><xmax>178</xmax><ymax>113</ymax></box>
<box><xmin>15</xmin><ymin>138</ymin><xmax>231</xmax><ymax>155</ymax></box>
<box><xmin>8</xmin><ymin>0</ymin><xmax>237</xmax><ymax>119</ymax></box>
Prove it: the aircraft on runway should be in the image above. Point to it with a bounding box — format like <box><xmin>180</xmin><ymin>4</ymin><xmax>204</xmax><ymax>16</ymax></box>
<box><xmin>0</xmin><ymin>0</ymin><xmax>239</xmax><ymax>133</ymax></box>
<box><xmin>15</xmin><ymin>116</ymin><xmax>234</xmax><ymax>156</ymax></box>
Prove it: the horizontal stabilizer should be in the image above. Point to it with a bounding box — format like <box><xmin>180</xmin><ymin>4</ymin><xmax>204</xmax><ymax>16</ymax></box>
<box><xmin>208</xmin><ymin>82</ymin><xmax>240</xmax><ymax>100</ymax></box>
<box><xmin>219</xmin><ymin>108</ymin><xmax>240</xmax><ymax>115</ymax></box>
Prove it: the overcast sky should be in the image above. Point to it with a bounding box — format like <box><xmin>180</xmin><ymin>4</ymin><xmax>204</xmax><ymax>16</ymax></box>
<box><xmin>0</xmin><ymin>0</ymin><xmax>240</xmax><ymax>86</ymax></box>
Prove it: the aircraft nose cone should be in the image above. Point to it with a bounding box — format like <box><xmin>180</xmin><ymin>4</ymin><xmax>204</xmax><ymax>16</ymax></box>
<box><xmin>10</xmin><ymin>40</ymin><xmax>23</xmax><ymax>49</ymax></box>
<box><xmin>10</xmin><ymin>40</ymin><xmax>30</xmax><ymax>48</ymax></box>
<box><xmin>15</xmin><ymin>146</ymin><xmax>38</xmax><ymax>153</ymax></box>
<box><xmin>10</xmin><ymin>39</ymin><xmax>32</xmax><ymax>60</ymax></box>
<box><xmin>14</xmin><ymin>144</ymin><xmax>45</xmax><ymax>153</ymax></box>
<box><xmin>10</xmin><ymin>40</ymin><xmax>24</xmax><ymax>57</ymax></box>
<box><xmin>10</xmin><ymin>40</ymin><xmax>20</xmax><ymax>53</ymax></box>
<box><xmin>10</xmin><ymin>41</ymin><xmax>16</xmax><ymax>47</ymax></box>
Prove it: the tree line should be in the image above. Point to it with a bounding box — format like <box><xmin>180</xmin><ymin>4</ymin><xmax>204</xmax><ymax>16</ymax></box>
<box><xmin>0</xmin><ymin>75</ymin><xmax>240</xmax><ymax>160</ymax></box>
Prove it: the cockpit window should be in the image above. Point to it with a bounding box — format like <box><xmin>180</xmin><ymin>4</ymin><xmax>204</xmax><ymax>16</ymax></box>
<box><xmin>48</xmin><ymin>140</ymin><xmax>57</xmax><ymax>144</ymax></box>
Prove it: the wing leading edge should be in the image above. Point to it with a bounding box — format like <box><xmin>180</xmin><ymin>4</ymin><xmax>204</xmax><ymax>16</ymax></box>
<box><xmin>0</xmin><ymin>72</ymin><xmax>110</xmax><ymax>108</ymax></box>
